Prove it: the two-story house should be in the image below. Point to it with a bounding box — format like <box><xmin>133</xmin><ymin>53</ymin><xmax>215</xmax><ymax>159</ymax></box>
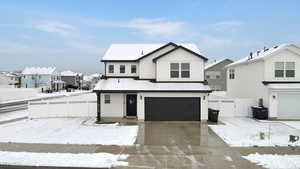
<box><xmin>227</xmin><ymin>43</ymin><xmax>300</xmax><ymax>119</ymax></box>
<box><xmin>93</xmin><ymin>42</ymin><xmax>212</xmax><ymax>121</ymax></box>
<box><xmin>205</xmin><ymin>58</ymin><xmax>233</xmax><ymax>91</ymax></box>
<box><xmin>61</xmin><ymin>70</ymin><xmax>82</xmax><ymax>89</ymax></box>
<box><xmin>21</xmin><ymin>67</ymin><xmax>64</xmax><ymax>92</ymax></box>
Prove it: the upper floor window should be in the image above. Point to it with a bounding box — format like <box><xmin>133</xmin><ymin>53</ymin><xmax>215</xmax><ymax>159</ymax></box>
<box><xmin>181</xmin><ymin>63</ymin><xmax>190</xmax><ymax>78</ymax></box>
<box><xmin>108</xmin><ymin>65</ymin><xmax>114</xmax><ymax>73</ymax></box>
<box><xmin>120</xmin><ymin>65</ymin><xmax>125</xmax><ymax>73</ymax></box>
<box><xmin>286</xmin><ymin>62</ymin><xmax>295</xmax><ymax>78</ymax></box>
<box><xmin>206</xmin><ymin>71</ymin><xmax>221</xmax><ymax>79</ymax></box>
<box><xmin>170</xmin><ymin>63</ymin><xmax>179</xmax><ymax>78</ymax></box>
<box><xmin>275</xmin><ymin>62</ymin><xmax>284</xmax><ymax>78</ymax></box>
<box><xmin>275</xmin><ymin>62</ymin><xmax>295</xmax><ymax>78</ymax></box>
<box><xmin>104</xmin><ymin>94</ymin><xmax>111</xmax><ymax>104</ymax></box>
<box><xmin>131</xmin><ymin>65</ymin><xmax>137</xmax><ymax>74</ymax></box>
<box><xmin>229</xmin><ymin>69</ymin><xmax>235</xmax><ymax>79</ymax></box>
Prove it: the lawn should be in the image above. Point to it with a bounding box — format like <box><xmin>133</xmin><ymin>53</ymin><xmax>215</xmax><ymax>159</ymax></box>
<box><xmin>0</xmin><ymin>118</ymin><xmax>138</xmax><ymax>145</ymax></box>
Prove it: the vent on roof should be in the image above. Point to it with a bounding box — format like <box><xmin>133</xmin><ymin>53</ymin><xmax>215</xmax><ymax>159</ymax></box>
<box><xmin>263</xmin><ymin>47</ymin><xmax>269</xmax><ymax>52</ymax></box>
<box><xmin>274</xmin><ymin>46</ymin><xmax>278</xmax><ymax>49</ymax></box>
<box><xmin>248</xmin><ymin>52</ymin><xmax>253</xmax><ymax>60</ymax></box>
<box><xmin>141</xmin><ymin>50</ymin><xmax>144</xmax><ymax>55</ymax></box>
<box><xmin>257</xmin><ymin>51</ymin><xmax>260</xmax><ymax>56</ymax></box>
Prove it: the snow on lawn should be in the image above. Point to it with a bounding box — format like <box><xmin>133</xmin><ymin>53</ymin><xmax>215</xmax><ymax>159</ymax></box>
<box><xmin>0</xmin><ymin>151</ymin><xmax>128</xmax><ymax>168</ymax></box>
<box><xmin>243</xmin><ymin>153</ymin><xmax>300</xmax><ymax>169</ymax></box>
<box><xmin>0</xmin><ymin>118</ymin><xmax>138</xmax><ymax>145</ymax></box>
<box><xmin>209</xmin><ymin>118</ymin><xmax>300</xmax><ymax>147</ymax></box>
<box><xmin>279</xmin><ymin>121</ymin><xmax>300</xmax><ymax>130</ymax></box>
<box><xmin>0</xmin><ymin>110</ymin><xmax>28</xmax><ymax>122</ymax></box>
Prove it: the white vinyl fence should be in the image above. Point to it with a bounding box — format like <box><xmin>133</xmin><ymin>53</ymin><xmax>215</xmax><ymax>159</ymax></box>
<box><xmin>29</xmin><ymin>100</ymin><xmax>97</xmax><ymax>118</ymax></box>
<box><xmin>208</xmin><ymin>98</ymin><xmax>257</xmax><ymax>117</ymax></box>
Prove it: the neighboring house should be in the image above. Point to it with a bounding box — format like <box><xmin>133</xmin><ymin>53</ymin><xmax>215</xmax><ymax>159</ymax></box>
<box><xmin>93</xmin><ymin>42</ymin><xmax>211</xmax><ymax>121</ymax></box>
<box><xmin>205</xmin><ymin>59</ymin><xmax>233</xmax><ymax>91</ymax></box>
<box><xmin>21</xmin><ymin>67</ymin><xmax>64</xmax><ymax>91</ymax></box>
<box><xmin>82</xmin><ymin>73</ymin><xmax>101</xmax><ymax>90</ymax></box>
<box><xmin>226</xmin><ymin>43</ymin><xmax>300</xmax><ymax>119</ymax></box>
<box><xmin>0</xmin><ymin>72</ymin><xmax>21</xmax><ymax>88</ymax></box>
<box><xmin>61</xmin><ymin>70</ymin><xmax>82</xmax><ymax>89</ymax></box>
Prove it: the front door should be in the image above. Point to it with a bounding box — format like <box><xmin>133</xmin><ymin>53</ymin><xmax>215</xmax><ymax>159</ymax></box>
<box><xmin>126</xmin><ymin>94</ymin><xmax>137</xmax><ymax>117</ymax></box>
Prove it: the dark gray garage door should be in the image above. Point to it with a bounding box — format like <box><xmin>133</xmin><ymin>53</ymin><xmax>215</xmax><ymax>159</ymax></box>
<box><xmin>145</xmin><ymin>97</ymin><xmax>200</xmax><ymax>121</ymax></box>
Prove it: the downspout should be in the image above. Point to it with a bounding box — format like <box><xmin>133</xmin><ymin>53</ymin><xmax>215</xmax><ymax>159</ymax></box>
<box><xmin>96</xmin><ymin>92</ymin><xmax>101</xmax><ymax>122</ymax></box>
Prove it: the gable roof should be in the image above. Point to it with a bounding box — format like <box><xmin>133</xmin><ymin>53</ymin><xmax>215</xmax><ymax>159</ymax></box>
<box><xmin>205</xmin><ymin>58</ymin><xmax>233</xmax><ymax>70</ymax></box>
<box><xmin>227</xmin><ymin>43</ymin><xmax>300</xmax><ymax>68</ymax></box>
<box><xmin>61</xmin><ymin>70</ymin><xmax>78</xmax><ymax>76</ymax></box>
<box><xmin>101</xmin><ymin>42</ymin><xmax>202</xmax><ymax>61</ymax></box>
<box><xmin>152</xmin><ymin>45</ymin><xmax>208</xmax><ymax>62</ymax></box>
<box><xmin>22</xmin><ymin>67</ymin><xmax>56</xmax><ymax>75</ymax></box>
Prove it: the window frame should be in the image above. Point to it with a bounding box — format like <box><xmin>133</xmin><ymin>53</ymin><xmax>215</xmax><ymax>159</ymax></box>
<box><xmin>285</xmin><ymin>62</ymin><xmax>295</xmax><ymax>78</ymax></box>
<box><xmin>274</xmin><ymin>62</ymin><xmax>284</xmax><ymax>78</ymax></box>
<box><xmin>131</xmin><ymin>65</ymin><xmax>137</xmax><ymax>74</ymax></box>
<box><xmin>181</xmin><ymin>63</ymin><xmax>190</xmax><ymax>78</ymax></box>
<box><xmin>120</xmin><ymin>65</ymin><xmax>125</xmax><ymax>74</ymax></box>
<box><xmin>108</xmin><ymin>65</ymin><xmax>114</xmax><ymax>73</ymax></box>
<box><xmin>229</xmin><ymin>69</ymin><xmax>235</xmax><ymax>79</ymax></box>
<box><xmin>104</xmin><ymin>94</ymin><xmax>111</xmax><ymax>104</ymax></box>
<box><xmin>170</xmin><ymin>63</ymin><xmax>180</xmax><ymax>78</ymax></box>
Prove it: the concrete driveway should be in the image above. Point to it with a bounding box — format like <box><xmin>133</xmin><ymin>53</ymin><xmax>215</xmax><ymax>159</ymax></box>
<box><xmin>112</xmin><ymin>121</ymin><xmax>263</xmax><ymax>169</ymax></box>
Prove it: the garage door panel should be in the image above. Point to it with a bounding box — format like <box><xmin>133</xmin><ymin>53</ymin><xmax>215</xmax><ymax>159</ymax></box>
<box><xmin>278</xmin><ymin>93</ymin><xmax>300</xmax><ymax>119</ymax></box>
<box><xmin>145</xmin><ymin>97</ymin><xmax>200</xmax><ymax>121</ymax></box>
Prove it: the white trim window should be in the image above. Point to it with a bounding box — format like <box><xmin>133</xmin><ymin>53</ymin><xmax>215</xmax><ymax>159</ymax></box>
<box><xmin>104</xmin><ymin>94</ymin><xmax>111</xmax><ymax>104</ymax></box>
<box><xmin>275</xmin><ymin>62</ymin><xmax>284</xmax><ymax>78</ymax></box>
<box><xmin>131</xmin><ymin>65</ymin><xmax>137</xmax><ymax>74</ymax></box>
<box><xmin>285</xmin><ymin>62</ymin><xmax>295</xmax><ymax>78</ymax></box>
<box><xmin>108</xmin><ymin>65</ymin><xmax>114</xmax><ymax>73</ymax></box>
<box><xmin>120</xmin><ymin>65</ymin><xmax>125</xmax><ymax>74</ymax></box>
<box><xmin>229</xmin><ymin>69</ymin><xmax>235</xmax><ymax>79</ymax></box>
<box><xmin>170</xmin><ymin>63</ymin><xmax>179</xmax><ymax>78</ymax></box>
<box><xmin>181</xmin><ymin>63</ymin><xmax>190</xmax><ymax>78</ymax></box>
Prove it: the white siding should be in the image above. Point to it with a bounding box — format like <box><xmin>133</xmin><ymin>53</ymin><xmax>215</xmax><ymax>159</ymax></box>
<box><xmin>101</xmin><ymin>93</ymin><xmax>125</xmax><ymax>117</ymax></box>
<box><xmin>155</xmin><ymin>48</ymin><xmax>205</xmax><ymax>81</ymax></box>
<box><xmin>264</xmin><ymin>48</ymin><xmax>300</xmax><ymax>81</ymax></box>
<box><xmin>227</xmin><ymin>61</ymin><xmax>268</xmax><ymax>107</ymax></box>
<box><xmin>138</xmin><ymin>45</ymin><xmax>176</xmax><ymax>79</ymax></box>
<box><xmin>137</xmin><ymin>92</ymin><xmax>208</xmax><ymax>121</ymax></box>
<box><xmin>105</xmin><ymin>62</ymin><xmax>139</xmax><ymax>77</ymax></box>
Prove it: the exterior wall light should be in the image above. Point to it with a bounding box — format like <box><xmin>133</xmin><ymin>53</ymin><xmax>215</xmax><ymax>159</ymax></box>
<box><xmin>273</xmin><ymin>95</ymin><xmax>276</xmax><ymax>99</ymax></box>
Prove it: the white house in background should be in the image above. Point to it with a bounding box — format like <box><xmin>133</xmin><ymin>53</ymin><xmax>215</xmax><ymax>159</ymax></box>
<box><xmin>93</xmin><ymin>42</ymin><xmax>211</xmax><ymax>121</ymax></box>
<box><xmin>0</xmin><ymin>72</ymin><xmax>21</xmax><ymax>88</ymax></box>
<box><xmin>21</xmin><ymin>67</ymin><xmax>64</xmax><ymax>92</ymax></box>
<box><xmin>82</xmin><ymin>73</ymin><xmax>102</xmax><ymax>90</ymax></box>
<box><xmin>61</xmin><ymin>70</ymin><xmax>82</xmax><ymax>89</ymax></box>
<box><xmin>226</xmin><ymin>43</ymin><xmax>300</xmax><ymax>119</ymax></box>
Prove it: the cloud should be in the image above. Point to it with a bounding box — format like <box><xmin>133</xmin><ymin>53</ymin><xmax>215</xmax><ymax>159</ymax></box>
<box><xmin>213</xmin><ymin>21</ymin><xmax>242</xmax><ymax>32</ymax></box>
<box><xmin>85</xmin><ymin>18</ymin><xmax>187</xmax><ymax>38</ymax></box>
<box><xmin>34</xmin><ymin>21</ymin><xmax>75</xmax><ymax>36</ymax></box>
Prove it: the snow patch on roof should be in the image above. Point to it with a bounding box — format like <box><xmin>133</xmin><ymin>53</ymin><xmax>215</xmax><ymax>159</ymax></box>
<box><xmin>61</xmin><ymin>70</ymin><xmax>78</xmax><ymax>76</ymax></box>
<box><xmin>205</xmin><ymin>58</ymin><xmax>231</xmax><ymax>70</ymax></box>
<box><xmin>94</xmin><ymin>78</ymin><xmax>211</xmax><ymax>91</ymax></box>
<box><xmin>227</xmin><ymin>43</ymin><xmax>298</xmax><ymax>68</ymax></box>
<box><xmin>102</xmin><ymin>43</ymin><xmax>201</xmax><ymax>61</ymax></box>
<box><xmin>22</xmin><ymin>67</ymin><xmax>56</xmax><ymax>75</ymax></box>
<box><xmin>266</xmin><ymin>83</ymin><xmax>300</xmax><ymax>89</ymax></box>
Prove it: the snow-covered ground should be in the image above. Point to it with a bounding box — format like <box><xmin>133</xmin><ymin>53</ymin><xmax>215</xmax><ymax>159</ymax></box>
<box><xmin>279</xmin><ymin>121</ymin><xmax>300</xmax><ymax>130</ymax></box>
<box><xmin>209</xmin><ymin>118</ymin><xmax>300</xmax><ymax>147</ymax></box>
<box><xmin>0</xmin><ymin>110</ymin><xmax>28</xmax><ymax>122</ymax></box>
<box><xmin>0</xmin><ymin>118</ymin><xmax>138</xmax><ymax>145</ymax></box>
<box><xmin>243</xmin><ymin>153</ymin><xmax>300</xmax><ymax>169</ymax></box>
<box><xmin>0</xmin><ymin>151</ymin><xmax>128</xmax><ymax>168</ymax></box>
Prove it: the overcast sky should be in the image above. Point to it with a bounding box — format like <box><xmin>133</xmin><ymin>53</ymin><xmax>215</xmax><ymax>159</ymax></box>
<box><xmin>1</xmin><ymin>0</ymin><xmax>300</xmax><ymax>74</ymax></box>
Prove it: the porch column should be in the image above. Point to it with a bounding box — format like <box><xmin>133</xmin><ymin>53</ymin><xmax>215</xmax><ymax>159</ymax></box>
<box><xmin>96</xmin><ymin>92</ymin><xmax>101</xmax><ymax>122</ymax></box>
